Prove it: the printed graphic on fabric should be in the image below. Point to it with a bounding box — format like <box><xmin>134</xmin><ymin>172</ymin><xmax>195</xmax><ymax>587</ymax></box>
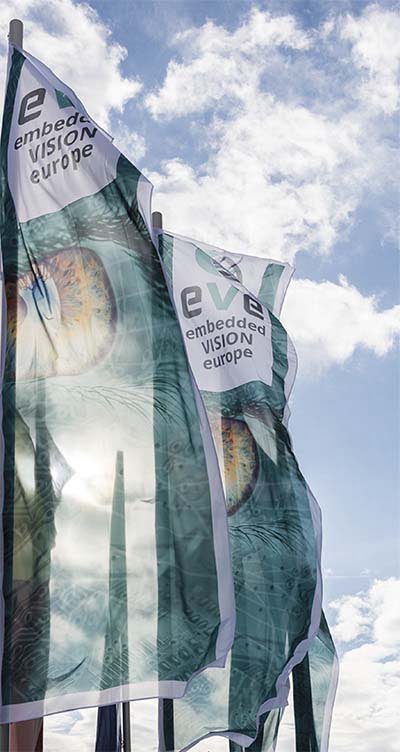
<box><xmin>6</xmin><ymin>246</ymin><xmax>116</xmax><ymax>380</ymax></box>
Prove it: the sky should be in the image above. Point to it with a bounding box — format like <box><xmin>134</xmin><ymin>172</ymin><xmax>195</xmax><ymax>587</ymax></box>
<box><xmin>0</xmin><ymin>0</ymin><xmax>399</xmax><ymax>750</ymax></box>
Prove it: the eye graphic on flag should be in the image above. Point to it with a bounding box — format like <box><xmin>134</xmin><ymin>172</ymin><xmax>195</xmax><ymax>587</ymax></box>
<box><xmin>209</xmin><ymin>414</ymin><xmax>259</xmax><ymax>516</ymax></box>
<box><xmin>6</xmin><ymin>247</ymin><xmax>117</xmax><ymax>380</ymax></box>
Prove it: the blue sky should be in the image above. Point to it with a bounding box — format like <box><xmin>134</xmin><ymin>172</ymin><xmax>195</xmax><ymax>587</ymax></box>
<box><xmin>0</xmin><ymin>0</ymin><xmax>399</xmax><ymax>750</ymax></box>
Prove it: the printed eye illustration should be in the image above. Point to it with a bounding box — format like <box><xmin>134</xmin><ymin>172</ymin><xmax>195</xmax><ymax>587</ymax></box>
<box><xmin>6</xmin><ymin>247</ymin><xmax>116</xmax><ymax>381</ymax></box>
<box><xmin>209</xmin><ymin>415</ymin><xmax>258</xmax><ymax>515</ymax></box>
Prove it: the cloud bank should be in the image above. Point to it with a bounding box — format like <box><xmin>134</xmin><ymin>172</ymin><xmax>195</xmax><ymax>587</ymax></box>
<box><xmin>283</xmin><ymin>276</ymin><xmax>400</xmax><ymax>372</ymax></box>
<box><xmin>328</xmin><ymin>578</ymin><xmax>400</xmax><ymax>752</ymax></box>
<box><xmin>0</xmin><ymin>0</ymin><xmax>142</xmax><ymax>128</ymax></box>
<box><xmin>146</xmin><ymin>6</ymin><xmax>398</xmax><ymax>260</ymax></box>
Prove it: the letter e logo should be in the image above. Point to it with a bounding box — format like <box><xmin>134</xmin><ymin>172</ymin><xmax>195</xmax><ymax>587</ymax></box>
<box><xmin>18</xmin><ymin>88</ymin><xmax>46</xmax><ymax>125</ymax></box>
<box><xmin>244</xmin><ymin>294</ymin><xmax>264</xmax><ymax>320</ymax></box>
<box><xmin>181</xmin><ymin>286</ymin><xmax>202</xmax><ymax>319</ymax></box>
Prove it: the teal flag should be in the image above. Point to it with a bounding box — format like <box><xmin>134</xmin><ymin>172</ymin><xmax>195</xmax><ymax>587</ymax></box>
<box><xmin>0</xmin><ymin>46</ymin><xmax>235</xmax><ymax>723</ymax></box>
<box><xmin>157</xmin><ymin>232</ymin><xmax>338</xmax><ymax>751</ymax></box>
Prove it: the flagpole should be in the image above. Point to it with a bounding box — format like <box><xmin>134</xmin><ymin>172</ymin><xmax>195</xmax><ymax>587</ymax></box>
<box><xmin>0</xmin><ymin>20</ymin><xmax>23</xmax><ymax>752</ymax></box>
<box><xmin>122</xmin><ymin>703</ymin><xmax>131</xmax><ymax>752</ymax></box>
<box><xmin>9</xmin><ymin>19</ymin><xmax>23</xmax><ymax>48</ymax></box>
<box><xmin>152</xmin><ymin>211</ymin><xmax>163</xmax><ymax>232</ymax></box>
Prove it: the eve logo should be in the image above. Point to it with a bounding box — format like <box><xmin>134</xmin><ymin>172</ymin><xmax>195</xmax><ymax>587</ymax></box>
<box><xmin>181</xmin><ymin>285</ymin><xmax>264</xmax><ymax>321</ymax></box>
<box><xmin>18</xmin><ymin>87</ymin><xmax>46</xmax><ymax>125</ymax></box>
<box><xmin>9</xmin><ymin>59</ymin><xmax>120</xmax><ymax>224</ymax></box>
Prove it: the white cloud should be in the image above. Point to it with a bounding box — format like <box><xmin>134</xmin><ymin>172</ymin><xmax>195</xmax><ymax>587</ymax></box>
<box><xmin>146</xmin><ymin>8</ymin><xmax>311</xmax><ymax>118</ymax></box>
<box><xmin>45</xmin><ymin>707</ymin><xmax>97</xmax><ymax>752</ymax></box>
<box><xmin>330</xmin><ymin>593</ymin><xmax>372</xmax><ymax>642</ymax></box>
<box><xmin>282</xmin><ymin>276</ymin><xmax>400</xmax><ymax>372</ymax></box>
<box><xmin>341</xmin><ymin>5</ymin><xmax>400</xmax><ymax>115</ymax></box>
<box><xmin>44</xmin><ymin>700</ymin><xmax>161</xmax><ymax>752</ymax></box>
<box><xmin>148</xmin><ymin>101</ymin><xmax>373</xmax><ymax>260</ymax></box>
<box><xmin>0</xmin><ymin>0</ymin><xmax>142</xmax><ymax>128</ymax></box>
<box><xmin>112</xmin><ymin>121</ymin><xmax>147</xmax><ymax>164</ymax></box>
<box><xmin>146</xmin><ymin>6</ymin><xmax>398</xmax><ymax>265</ymax></box>
<box><xmin>327</xmin><ymin>578</ymin><xmax>400</xmax><ymax>752</ymax></box>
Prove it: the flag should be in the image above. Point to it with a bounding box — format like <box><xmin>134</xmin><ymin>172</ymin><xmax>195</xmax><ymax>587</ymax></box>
<box><xmin>157</xmin><ymin>232</ymin><xmax>338</xmax><ymax>751</ymax></box>
<box><xmin>0</xmin><ymin>45</ymin><xmax>235</xmax><ymax>724</ymax></box>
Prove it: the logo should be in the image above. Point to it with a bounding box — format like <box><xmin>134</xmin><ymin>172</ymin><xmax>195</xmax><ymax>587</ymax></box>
<box><xmin>195</xmin><ymin>247</ymin><xmax>243</xmax><ymax>284</ymax></box>
<box><xmin>174</xmin><ymin>242</ymin><xmax>272</xmax><ymax>391</ymax></box>
<box><xmin>18</xmin><ymin>87</ymin><xmax>46</xmax><ymax>125</ymax></box>
<box><xmin>18</xmin><ymin>86</ymin><xmax>74</xmax><ymax>126</ymax></box>
<box><xmin>181</xmin><ymin>247</ymin><xmax>263</xmax><ymax>321</ymax></box>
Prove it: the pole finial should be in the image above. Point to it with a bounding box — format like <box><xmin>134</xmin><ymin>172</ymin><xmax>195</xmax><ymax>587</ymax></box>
<box><xmin>9</xmin><ymin>19</ymin><xmax>23</xmax><ymax>48</ymax></box>
<box><xmin>152</xmin><ymin>211</ymin><xmax>163</xmax><ymax>230</ymax></box>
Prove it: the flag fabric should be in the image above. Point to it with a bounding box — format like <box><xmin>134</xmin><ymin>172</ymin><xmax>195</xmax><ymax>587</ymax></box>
<box><xmin>0</xmin><ymin>45</ymin><xmax>235</xmax><ymax>724</ymax></box>
<box><xmin>157</xmin><ymin>232</ymin><xmax>338</xmax><ymax>751</ymax></box>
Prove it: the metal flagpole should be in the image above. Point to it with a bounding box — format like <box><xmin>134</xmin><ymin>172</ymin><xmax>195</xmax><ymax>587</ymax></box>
<box><xmin>152</xmin><ymin>209</ymin><xmax>174</xmax><ymax>752</ymax></box>
<box><xmin>9</xmin><ymin>19</ymin><xmax>23</xmax><ymax>48</ymax></box>
<box><xmin>152</xmin><ymin>211</ymin><xmax>163</xmax><ymax>232</ymax></box>
<box><xmin>0</xmin><ymin>21</ymin><xmax>23</xmax><ymax>752</ymax></box>
<box><xmin>122</xmin><ymin>703</ymin><xmax>131</xmax><ymax>752</ymax></box>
